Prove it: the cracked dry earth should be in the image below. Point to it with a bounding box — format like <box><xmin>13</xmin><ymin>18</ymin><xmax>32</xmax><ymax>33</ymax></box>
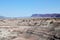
<box><xmin>0</xmin><ymin>18</ymin><xmax>60</xmax><ymax>40</ymax></box>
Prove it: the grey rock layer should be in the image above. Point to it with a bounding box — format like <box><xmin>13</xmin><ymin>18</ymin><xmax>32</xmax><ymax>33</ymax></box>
<box><xmin>0</xmin><ymin>18</ymin><xmax>60</xmax><ymax>40</ymax></box>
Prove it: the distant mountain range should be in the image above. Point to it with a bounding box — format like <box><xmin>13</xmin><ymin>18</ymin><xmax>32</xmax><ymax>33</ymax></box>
<box><xmin>0</xmin><ymin>14</ymin><xmax>60</xmax><ymax>18</ymax></box>
<box><xmin>31</xmin><ymin>14</ymin><xmax>60</xmax><ymax>18</ymax></box>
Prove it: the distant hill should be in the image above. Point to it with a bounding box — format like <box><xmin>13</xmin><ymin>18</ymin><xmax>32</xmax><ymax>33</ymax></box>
<box><xmin>0</xmin><ymin>16</ymin><xmax>5</xmax><ymax>19</ymax></box>
<box><xmin>31</xmin><ymin>14</ymin><xmax>60</xmax><ymax>18</ymax></box>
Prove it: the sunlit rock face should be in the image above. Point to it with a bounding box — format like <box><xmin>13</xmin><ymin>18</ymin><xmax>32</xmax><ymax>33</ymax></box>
<box><xmin>0</xmin><ymin>18</ymin><xmax>60</xmax><ymax>40</ymax></box>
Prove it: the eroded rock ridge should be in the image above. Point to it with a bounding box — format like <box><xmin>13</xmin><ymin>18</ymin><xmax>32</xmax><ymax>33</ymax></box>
<box><xmin>0</xmin><ymin>18</ymin><xmax>60</xmax><ymax>40</ymax></box>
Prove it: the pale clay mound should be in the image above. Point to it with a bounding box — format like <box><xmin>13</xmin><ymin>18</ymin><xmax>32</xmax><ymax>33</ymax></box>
<box><xmin>0</xmin><ymin>18</ymin><xmax>60</xmax><ymax>40</ymax></box>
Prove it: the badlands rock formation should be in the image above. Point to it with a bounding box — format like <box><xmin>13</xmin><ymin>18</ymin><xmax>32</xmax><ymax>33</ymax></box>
<box><xmin>0</xmin><ymin>18</ymin><xmax>60</xmax><ymax>40</ymax></box>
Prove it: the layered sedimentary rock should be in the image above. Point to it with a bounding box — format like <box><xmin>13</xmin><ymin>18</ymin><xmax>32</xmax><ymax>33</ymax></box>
<box><xmin>0</xmin><ymin>18</ymin><xmax>60</xmax><ymax>40</ymax></box>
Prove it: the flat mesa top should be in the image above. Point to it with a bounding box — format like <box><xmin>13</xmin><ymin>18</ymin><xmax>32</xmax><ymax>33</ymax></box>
<box><xmin>31</xmin><ymin>14</ymin><xmax>60</xmax><ymax>18</ymax></box>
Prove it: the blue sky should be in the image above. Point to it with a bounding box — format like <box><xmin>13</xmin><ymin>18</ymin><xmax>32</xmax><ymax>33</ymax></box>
<box><xmin>0</xmin><ymin>0</ymin><xmax>60</xmax><ymax>17</ymax></box>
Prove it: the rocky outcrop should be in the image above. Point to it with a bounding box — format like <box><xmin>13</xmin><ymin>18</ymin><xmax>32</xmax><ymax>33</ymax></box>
<box><xmin>0</xmin><ymin>18</ymin><xmax>60</xmax><ymax>40</ymax></box>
